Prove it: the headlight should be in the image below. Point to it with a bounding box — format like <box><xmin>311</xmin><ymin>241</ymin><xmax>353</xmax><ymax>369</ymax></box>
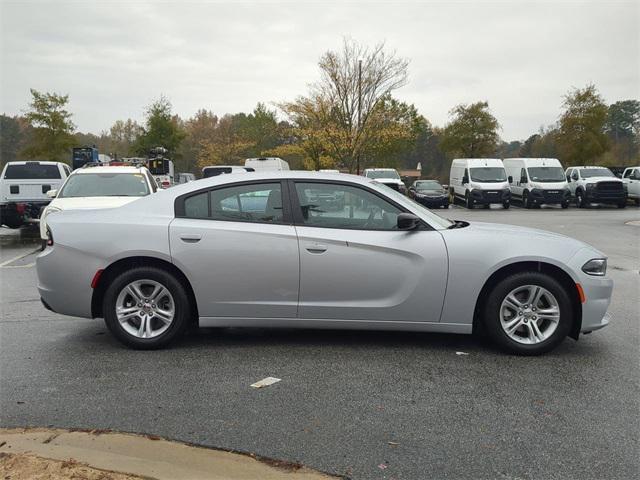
<box><xmin>582</xmin><ymin>258</ymin><xmax>607</xmax><ymax>276</ymax></box>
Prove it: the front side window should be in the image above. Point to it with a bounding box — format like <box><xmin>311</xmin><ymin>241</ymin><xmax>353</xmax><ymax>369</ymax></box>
<box><xmin>294</xmin><ymin>182</ymin><xmax>401</xmax><ymax>230</ymax></box>
<box><xmin>59</xmin><ymin>173</ymin><xmax>150</xmax><ymax>198</ymax></box>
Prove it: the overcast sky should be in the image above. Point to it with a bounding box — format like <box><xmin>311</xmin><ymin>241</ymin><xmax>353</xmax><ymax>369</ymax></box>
<box><xmin>1</xmin><ymin>0</ymin><xmax>638</xmax><ymax>140</ymax></box>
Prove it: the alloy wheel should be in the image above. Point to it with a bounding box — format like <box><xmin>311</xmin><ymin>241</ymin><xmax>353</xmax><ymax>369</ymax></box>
<box><xmin>115</xmin><ymin>279</ymin><xmax>175</xmax><ymax>339</ymax></box>
<box><xmin>499</xmin><ymin>285</ymin><xmax>560</xmax><ymax>344</ymax></box>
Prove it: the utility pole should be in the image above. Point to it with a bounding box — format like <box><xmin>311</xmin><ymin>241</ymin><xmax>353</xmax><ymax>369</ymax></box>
<box><xmin>357</xmin><ymin>59</ymin><xmax>362</xmax><ymax>175</ymax></box>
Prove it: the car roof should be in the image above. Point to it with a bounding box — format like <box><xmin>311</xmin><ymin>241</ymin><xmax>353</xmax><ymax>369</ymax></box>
<box><xmin>4</xmin><ymin>160</ymin><xmax>65</xmax><ymax>166</ymax></box>
<box><xmin>72</xmin><ymin>166</ymin><xmax>149</xmax><ymax>174</ymax></box>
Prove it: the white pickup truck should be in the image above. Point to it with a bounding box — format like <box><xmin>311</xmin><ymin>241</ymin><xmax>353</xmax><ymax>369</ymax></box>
<box><xmin>0</xmin><ymin>161</ymin><xmax>71</xmax><ymax>228</ymax></box>
<box><xmin>565</xmin><ymin>166</ymin><xmax>626</xmax><ymax>208</ymax></box>
<box><xmin>621</xmin><ymin>166</ymin><xmax>640</xmax><ymax>206</ymax></box>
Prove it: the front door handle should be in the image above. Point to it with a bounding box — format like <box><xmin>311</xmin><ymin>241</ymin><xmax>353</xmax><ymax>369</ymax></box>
<box><xmin>305</xmin><ymin>243</ymin><xmax>328</xmax><ymax>254</ymax></box>
<box><xmin>179</xmin><ymin>233</ymin><xmax>202</xmax><ymax>243</ymax></box>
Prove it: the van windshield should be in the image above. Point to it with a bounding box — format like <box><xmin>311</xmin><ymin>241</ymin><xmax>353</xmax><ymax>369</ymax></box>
<box><xmin>528</xmin><ymin>167</ymin><xmax>565</xmax><ymax>182</ymax></box>
<box><xmin>469</xmin><ymin>167</ymin><xmax>507</xmax><ymax>183</ymax></box>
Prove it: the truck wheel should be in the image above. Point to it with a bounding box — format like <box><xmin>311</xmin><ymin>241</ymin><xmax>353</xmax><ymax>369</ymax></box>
<box><xmin>561</xmin><ymin>201</ymin><xmax>569</xmax><ymax>209</ymax></box>
<box><xmin>503</xmin><ymin>201</ymin><xmax>510</xmax><ymax>209</ymax></box>
<box><xmin>576</xmin><ymin>190</ymin><xmax>586</xmax><ymax>208</ymax></box>
<box><xmin>617</xmin><ymin>201</ymin><xmax>626</xmax><ymax>209</ymax></box>
<box><xmin>103</xmin><ymin>267</ymin><xmax>191</xmax><ymax>349</ymax></box>
<box><xmin>482</xmin><ymin>271</ymin><xmax>573</xmax><ymax>355</ymax></box>
<box><xmin>523</xmin><ymin>191</ymin><xmax>531</xmax><ymax>209</ymax></box>
<box><xmin>465</xmin><ymin>192</ymin><xmax>473</xmax><ymax>209</ymax></box>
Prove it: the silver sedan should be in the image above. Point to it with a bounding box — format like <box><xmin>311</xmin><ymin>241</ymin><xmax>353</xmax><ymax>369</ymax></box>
<box><xmin>37</xmin><ymin>171</ymin><xmax>612</xmax><ymax>354</ymax></box>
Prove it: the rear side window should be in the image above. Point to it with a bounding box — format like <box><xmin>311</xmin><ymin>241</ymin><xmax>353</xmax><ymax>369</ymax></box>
<box><xmin>181</xmin><ymin>183</ymin><xmax>284</xmax><ymax>224</ymax></box>
<box><xmin>3</xmin><ymin>163</ymin><xmax>61</xmax><ymax>179</ymax></box>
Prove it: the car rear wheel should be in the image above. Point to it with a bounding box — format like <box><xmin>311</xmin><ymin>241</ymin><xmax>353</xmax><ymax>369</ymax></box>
<box><xmin>103</xmin><ymin>267</ymin><xmax>190</xmax><ymax>349</ymax></box>
<box><xmin>482</xmin><ymin>272</ymin><xmax>572</xmax><ymax>355</ymax></box>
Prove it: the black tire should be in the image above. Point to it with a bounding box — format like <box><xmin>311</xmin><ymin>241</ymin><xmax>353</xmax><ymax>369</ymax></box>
<box><xmin>576</xmin><ymin>190</ymin><xmax>587</xmax><ymax>208</ymax></box>
<box><xmin>523</xmin><ymin>191</ymin><xmax>531</xmax><ymax>209</ymax></box>
<box><xmin>1</xmin><ymin>214</ymin><xmax>23</xmax><ymax>229</ymax></box>
<box><xmin>465</xmin><ymin>192</ymin><xmax>473</xmax><ymax>209</ymax></box>
<box><xmin>561</xmin><ymin>201</ymin><xmax>569</xmax><ymax>209</ymax></box>
<box><xmin>103</xmin><ymin>266</ymin><xmax>191</xmax><ymax>349</ymax></box>
<box><xmin>442</xmin><ymin>204</ymin><xmax>449</xmax><ymax>209</ymax></box>
<box><xmin>635</xmin><ymin>198</ymin><xmax>640</xmax><ymax>207</ymax></box>
<box><xmin>617</xmin><ymin>202</ymin><xmax>626</xmax><ymax>209</ymax></box>
<box><xmin>482</xmin><ymin>271</ymin><xmax>573</xmax><ymax>355</ymax></box>
<box><xmin>483</xmin><ymin>203</ymin><xmax>490</xmax><ymax>209</ymax></box>
<box><xmin>502</xmin><ymin>201</ymin><xmax>510</xmax><ymax>209</ymax></box>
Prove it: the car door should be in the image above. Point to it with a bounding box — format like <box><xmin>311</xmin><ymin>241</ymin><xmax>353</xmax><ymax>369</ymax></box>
<box><xmin>566</xmin><ymin>168</ymin><xmax>578</xmax><ymax>195</ymax></box>
<box><xmin>290</xmin><ymin>180</ymin><xmax>448</xmax><ymax>323</ymax></box>
<box><xmin>169</xmin><ymin>181</ymin><xmax>299</xmax><ymax>318</ymax></box>
<box><xmin>629</xmin><ymin>169</ymin><xmax>640</xmax><ymax>198</ymax></box>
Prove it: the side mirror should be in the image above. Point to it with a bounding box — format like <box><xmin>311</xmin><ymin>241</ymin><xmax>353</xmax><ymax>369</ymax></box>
<box><xmin>462</xmin><ymin>176</ymin><xmax>469</xmax><ymax>184</ymax></box>
<box><xmin>508</xmin><ymin>176</ymin><xmax>513</xmax><ymax>184</ymax></box>
<box><xmin>397</xmin><ymin>213</ymin><xmax>420</xmax><ymax>230</ymax></box>
<box><xmin>46</xmin><ymin>189</ymin><xmax>58</xmax><ymax>198</ymax></box>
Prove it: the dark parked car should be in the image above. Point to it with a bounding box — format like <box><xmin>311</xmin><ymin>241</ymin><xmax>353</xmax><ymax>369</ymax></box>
<box><xmin>408</xmin><ymin>180</ymin><xmax>449</xmax><ymax>208</ymax></box>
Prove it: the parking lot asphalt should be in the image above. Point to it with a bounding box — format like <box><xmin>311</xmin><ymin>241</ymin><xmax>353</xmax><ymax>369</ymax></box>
<box><xmin>1</xmin><ymin>205</ymin><xmax>639</xmax><ymax>480</ymax></box>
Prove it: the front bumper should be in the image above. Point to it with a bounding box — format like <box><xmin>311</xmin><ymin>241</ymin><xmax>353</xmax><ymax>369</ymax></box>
<box><xmin>529</xmin><ymin>188</ymin><xmax>571</xmax><ymax>205</ymax></box>
<box><xmin>584</xmin><ymin>188</ymin><xmax>626</xmax><ymax>203</ymax></box>
<box><xmin>470</xmin><ymin>189</ymin><xmax>510</xmax><ymax>204</ymax></box>
<box><xmin>414</xmin><ymin>195</ymin><xmax>449</xmax><ymax>207</ymax></box>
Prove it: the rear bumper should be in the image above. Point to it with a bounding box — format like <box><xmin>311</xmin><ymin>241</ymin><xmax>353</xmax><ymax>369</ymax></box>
<box><xmin>1</xmin><ymin>201</ymin><xmax>49</xmax><ymax>219</ymax></box>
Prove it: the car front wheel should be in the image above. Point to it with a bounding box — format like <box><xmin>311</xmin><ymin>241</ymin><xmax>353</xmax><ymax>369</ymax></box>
<box><xmin>103</xmin><ymin>267</ymin><xmax>190</xmax><ymax>349</ymax></box>
<box><xmin>482</xmin><ymin>272</ymin><xmax>572</xmax><ymax>355</ymax></box>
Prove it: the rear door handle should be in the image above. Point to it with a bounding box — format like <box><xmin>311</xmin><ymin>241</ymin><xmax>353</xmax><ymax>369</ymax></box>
<box><xmin>305</xmin><ymin>243</ymin><xmax>328</xmax><ymax>254</ymax></box>
<box><xmin>179</xmin><ymin>233</ymin><xmax>202</xmax><ymax>243</ymax></box>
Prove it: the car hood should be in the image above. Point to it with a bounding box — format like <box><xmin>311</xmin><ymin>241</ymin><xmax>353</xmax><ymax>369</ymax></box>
<box><xmin>582</xmin><ymin>177</ymin><xmax>622</xmax><ymax>183</ymax></box>
<box><xmin>49</xmin><ymin>196</ymin><xmax>143</xmax><ymax>210</ymax></box>
<box><xmin>451</xmin><ymin>220</ymin><xmax>600</xmax><ymax>254</ymax></box>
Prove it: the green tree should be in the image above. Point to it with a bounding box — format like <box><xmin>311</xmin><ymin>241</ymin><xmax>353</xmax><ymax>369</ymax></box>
<box><xmin>0</xmin><ymin>115</ymin><xmax>24</xmax><ymax>168</ymax></box>
<box><xmin>134</xmin><ymin>96</ymin><xmax>185</xmax><ymax>158</ymax></box>
<box><xmin>440</xmin><ymin>101</ymin><xmax>500</xmax><ymax>158</ymax></box>
<box><xmin>556</xmin><ymin>84</ymin><xmax>608</xmax><ymax>166</ymax></box>
<box><xmin>21</xmin><ymin>89</ymin><xmax>76</xmax><ymax>162</ymax></box>
<box><xmin>605</xmin><ymin>100</ymin><xmax>640</xmax><ymax>140</ymax></box>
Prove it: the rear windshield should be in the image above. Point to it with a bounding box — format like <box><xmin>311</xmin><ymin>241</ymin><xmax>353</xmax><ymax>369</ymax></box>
<box><xmin>365</xmin><ymin>170</ymin><xmax>400</xmax><ymax>179</ymax></box>
<box><xmin>3</xmin><ymin>163</ymin><xmax>61</xmax><ymax>179</ymax></box>
<box><xmin>59</xmin><ymin>173</ymin><xmax>150</xmax><ymax>198</ymax></box>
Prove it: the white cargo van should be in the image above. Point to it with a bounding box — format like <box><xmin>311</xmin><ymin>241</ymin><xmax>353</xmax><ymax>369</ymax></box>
<box><xmin>202</xmin><ymin>166</ymin><xmax>254</xmax><ymax>178</ymax></box>
<box><xmin>244</xmin><ymin>157</ymin><xmax>289</xmax><ymax>171</ymax></box>
<box><xmin>503</xmin><ymin>158</ymin><xmax>570</xmax><ymax>209</ymax></box>
<box><xmin>449</xmin><ymin>158</ymin><xmax>510</xmax><ymax>209</ymax></box>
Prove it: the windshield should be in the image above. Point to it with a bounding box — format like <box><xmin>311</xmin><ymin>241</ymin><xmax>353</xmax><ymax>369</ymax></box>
<box><xmin>527</xmin><ymin>167</ymin><xmax>566</xmax><ymax>182</ymax></box>
<box><xmin>580</xmin><ymin>168</ymin><xmax>614</xmax><ymax>178</ymax></box>
<box><xmin>366</xmin><ymin>170</ymin><xmax>400</xmax><ymax>180</ymax></box>
<box><xmin>375</xmin><ymin>182</ymin><xmax>453</xmax><ymax>229</ymax></box>
<box><xmin>415</xmin><ymin>180</ymin><xmax>442</xmax><ymax>191</ymax></box>
<box><xmin>4</xmin><ymin>163</ymin><xmax>61</xmax><ymax>179</ymax></box>
<box><xmin>59</xmin><ymin>173</ymin><xmax>150</xmax><ymax>198</ymax></box>
<box><xmin>469</xmin><ymin>167</ymin><xmax>507</xmax><ymax>183</ymax></box>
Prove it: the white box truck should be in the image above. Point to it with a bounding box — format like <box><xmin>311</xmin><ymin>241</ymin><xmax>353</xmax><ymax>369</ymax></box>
<box><xmin>503</xmin><ymin>158</ymin><xmax>571</xmax><ymax>208</ymax></box>
<box><xmin>449</xmin><ymin>158</ymin><xmax>510</xmax><ymax>209</ymax></box>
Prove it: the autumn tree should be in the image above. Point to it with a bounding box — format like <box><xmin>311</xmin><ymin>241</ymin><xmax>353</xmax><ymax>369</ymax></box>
<box><xmin>21</xmin><ymin>89</ymin><xmax>76</xmax><ymax>162</ymax></box>
<box><xmin>181</xmin><ymin>109</ymin><xmax>218</xmax><ymax>172</ymax></box>
<box><xmin>440</xmin><ymin>101</ymin><xmax>500</xmax><ymax>158</ymax></box>
<box><xmin>281</xmin><ymin>38</ymin><xmax>409</xmax><ymax>172</ymax></box>
<box><xmin>556</xmin><ymin>84</ymin><xmax>608</xmax><ymax>166</ymax></box>
<box><xmin>196</xmin><ymin>114</ymin><xmax>253</xmax><ymax>168</ymax></box>
<box><xmin>134</xmin><ymin>96</ymin><xmax>185</xmax><ymax>158</ymax></box>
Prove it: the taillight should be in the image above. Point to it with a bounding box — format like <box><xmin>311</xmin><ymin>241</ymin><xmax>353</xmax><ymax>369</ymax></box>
<box><xmin>46</xmin><ymin>227</ymin><xmax>54</xmax><ymax>246</ymax></box>
<box><xmin>16</xmin><ymin>203</ymin><xmax>26</xmax><ymax>215</ymax></box>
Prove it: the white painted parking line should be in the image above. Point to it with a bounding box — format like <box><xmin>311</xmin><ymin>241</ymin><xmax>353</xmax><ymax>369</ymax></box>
<box><xmin>1</xmin><ymin>262</ymin><xmax>36</xmax><ymax>269</ymax></box>
<box><xmin>0</xmin><ymin>248</ymin><xmax>39</xmax><ymax>268</ymax></box>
